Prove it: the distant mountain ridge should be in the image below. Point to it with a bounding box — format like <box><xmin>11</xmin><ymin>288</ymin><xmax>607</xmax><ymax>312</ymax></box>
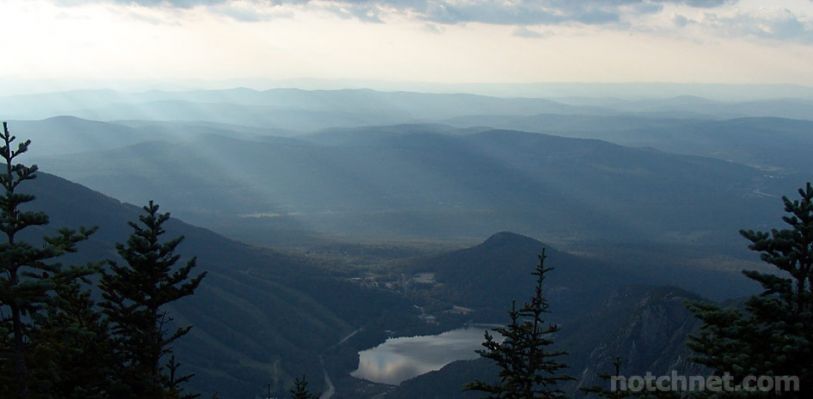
<box><xmin>0</xmin><ymin>88</ymin><xmax>608</xmax><ymax>129</ymax></box>
<box><xmin>34</xmin><ymin>123</ymin><xmax>784</xmax><ymax>257</ymax></box>
<box><xmin>2</xmin><ymin>88</ymin><xmax>812</xmax><ymax>131</ymax></box>
<box><xmin>445</xmin><ymin>114</ymin><xmax>813</xmax><ymax>174</ymax></box>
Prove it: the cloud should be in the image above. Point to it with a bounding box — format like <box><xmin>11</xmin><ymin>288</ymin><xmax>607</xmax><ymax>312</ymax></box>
<box><xmin>702</xmin><ymin>8</ymin><xmax>813</xmax><ymax>43</ymax></box>
<box><xmin>54</xmin><ymin>0</ymin><xmax>813</xmax><ymax>45</ymax></box>
<box><xmin>56</xmin><ymin>0</ymin><xmax>736</xmax><ymax>26</ymax></box>
<box><xmin>673</xmin><ymin>14</ymin><xmax>691</xmax><ymax>27</ymax></box>
<box><xmin>422</xmin><ymin>23</ymin><xmax>443</xmax><ymax>33</ymax></box>
<box><xmin>315</xmin><ymin>1</ymin><xmax>734</xmax><ymax>26</ymax></box>
<box><xmin>512</xmin><ymin>26</ymin><xmax>546</xmax><ymax>38</ymax></box>
<box><xmin>57</xmin><ymin>0</ymin><xmax>229</xmax><ymax>7</ymax></box>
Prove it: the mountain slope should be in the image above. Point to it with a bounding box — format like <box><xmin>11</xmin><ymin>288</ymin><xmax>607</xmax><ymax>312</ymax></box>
<box><xmin>26</xmin><ymin>172</ymin><xmax>414</xmax><ymax>398</ymax></box>
<box><xmin>26</xmin><ymin>173</ymin><xmax>742</xmax><ymax>399</ymax></box>
<box><xmin>400</xmin><ymin>231</ymin><xmax>753</xmax><ymax>319</ymax></box>
<box><xmin>11</xmin><ymin>116</ymin><xmax>294</xmax><ymax>157</ymax></box>
<box><xmin>372</xmin><ymin>233</ymin><xmax>713</xmax><ymax>398</ymax></box>
<box><xmin>401</xmin><ymin>232</ymin><xmax>627</xmax><ymax>320</ymax></box>
<box><xmin>317</xmin><ymin>231</ymin><xmax>723</xmax><ymax>398</ymax></box>
<box><xmin>446</xmin><ymin>114</ymin><xmax>813</xmax><ymax>174</ymax></box>
<box><xmin>35</xmin><ymin>125</ymin><xmax>783</xmax><ymax>260</ymax></box>
<box><xmin>386</xmin><ymin>285</ymin><xmax>705</xmax><ymax>399</ymax></box>
<box><xmin>9</xmin><ymin>116</ymin><xmax>150</xmax><ymax>157</ymax></box>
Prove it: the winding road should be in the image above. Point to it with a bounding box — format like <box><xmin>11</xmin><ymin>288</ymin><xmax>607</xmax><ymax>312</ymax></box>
<box><xmin>319</xmin><ymin>328</ymin><xmax>363</xmax><ymax>399</ymax></box>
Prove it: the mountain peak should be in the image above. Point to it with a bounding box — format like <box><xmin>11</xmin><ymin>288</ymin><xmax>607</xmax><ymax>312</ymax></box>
<box><xmin>481</xmin><ymin>231</ymin><xmax>543</xmax><ymax>249</ymax></box>
<box><xmin>41</xmin><ymin>115</ymin><xmax>90</xmax><ymax>123</ymax></box>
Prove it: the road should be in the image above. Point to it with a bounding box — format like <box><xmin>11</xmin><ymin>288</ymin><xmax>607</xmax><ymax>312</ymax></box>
<box><xmin>319</xmin><ymin>328</ymin><xmax>363</xmax><ymax>399</ymax></box>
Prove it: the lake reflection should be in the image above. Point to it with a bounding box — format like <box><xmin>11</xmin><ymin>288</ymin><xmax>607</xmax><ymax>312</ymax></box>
<box><xmin>351</xmin><ymin>326</ymin><xmax>491</xmax><ymax>385</ymax></box>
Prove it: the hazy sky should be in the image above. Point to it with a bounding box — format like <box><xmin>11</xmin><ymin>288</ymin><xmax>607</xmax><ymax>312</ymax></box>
<box><xmin>1</xmin><ymin>0</ymin><xmax>812</xmax><ymax>88</ymax></box>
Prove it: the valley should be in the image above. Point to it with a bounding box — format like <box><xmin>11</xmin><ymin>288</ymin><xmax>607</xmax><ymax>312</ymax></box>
<box><xmin>19</xmin><ymin>170</ymin><xmax>760</xmax><ymax>398</ymax></box>
<box><xmin>1</xmin><ymin>87</ymin><xmax>809</xmax><ymax>398</ymax></box>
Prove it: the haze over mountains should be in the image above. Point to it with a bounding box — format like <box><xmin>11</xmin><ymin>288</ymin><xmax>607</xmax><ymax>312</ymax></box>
<box><xmin>34</xmin><ymin>122</ymin><xmax>783</xmax><ymax>275</ymax></box>
<box><xmin>4</xmin><ymin>86</ymin><xmax>811</xmax><ymax>398</ymax></box>
<box><xmin>14</xmin><ymin>88</ymin><xmax>810</xmax><ymax>291</ymax></box>
<box><xmin>4</xmin><ymin>88</ymin><xmax>813</xmax><ymax>131</ymax></box>
<box><xmin>28</xmin><ymin>173</ymin><xmax>720</xmax><ymax>398</ymax></box>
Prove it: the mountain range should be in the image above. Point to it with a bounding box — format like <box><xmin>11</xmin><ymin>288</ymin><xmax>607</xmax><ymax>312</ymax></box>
<box><xmin>30</xmin><ymin>121</ymin><xmax>784</xmax><ymax>245</ymax></box>
<box><xmin>3</xmin><ymin>87</ymin><xmax>804</xmax><ymax>398</ymax></box>
<box><xmin>3</xmin><ymin>89</ymin><xmax>813</xmax><ymax>131</ymax></box>
<box><xmin>26</xmin><ymin>171</ymin><xmax>741</xmax><ymax>398</ymax></box>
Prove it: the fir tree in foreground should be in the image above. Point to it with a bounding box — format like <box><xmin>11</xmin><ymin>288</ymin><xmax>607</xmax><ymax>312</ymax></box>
<box><xmin>29</xmin><ymin>275</ymin><xmax>114</xmax><ymax>399</ymax></box>
<box><xmin>289</xmin><ymin>375</ymin><xmax>318</xmax><ymax>399</ymax></box>
<box><xmin>466</xmin><ymin>249</ymin><xmax>572</xmax><ymax>398</ymax></box>
<box><xmin>688</xmin><ymin>182</ymin><xmax>813</xmax><ymax>399</ymax></box>
<box><xmin>101</xmin><ymin>201</ymin><xmax>207</xmax><ymax>399</ymax></box>
<box><xmin>0</xmin><ymin>122</ymin><xmax>96</xmax><ymax>398</ymax></box>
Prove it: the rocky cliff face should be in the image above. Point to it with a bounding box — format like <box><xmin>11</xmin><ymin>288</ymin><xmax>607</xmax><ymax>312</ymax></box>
<box><xmin>387</xmin><ymin>285</ymin><xmax>710</xmax><ymax>398</ymax></box>
<box><xmin>569</xmin><ymin>286</ymin><xmax>707</xmax><ymax>395</ymax></box>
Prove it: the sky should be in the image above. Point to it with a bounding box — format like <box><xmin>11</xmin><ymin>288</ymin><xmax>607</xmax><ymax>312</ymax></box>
<box><xmin>0</xmin><ymin>0</ymin><xmax>812</xmax><ymax>92</ymax></box>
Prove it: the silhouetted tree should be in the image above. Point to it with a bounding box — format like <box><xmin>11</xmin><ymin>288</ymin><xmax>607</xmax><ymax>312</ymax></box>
<box><xmin>688</xmin><ymin>183</ymin><xmax>813</xmax><ymax>398</ymax></box>
<box><xmin>467</xmin><ymin>249</ymin><xmax>572</xmax><ymax>398</ymax></box>
<box><xmin>101</xmin><ymin>201</ymin><xmax>206</xmax><ymax>399</ymax></box>
<box><xmin>290</xmin><ymin>375</ymin><xmax>317</xmax><ymax>399</ymax></box>
<box><xmin>30</xmin><ymin>276</ymin><xmax>114</xmax><ymax>398</ymax></box>
<box><xmin>0</xmin><ymin>122</ymin><xmax>95</xmax><ymax>398</ymax></box>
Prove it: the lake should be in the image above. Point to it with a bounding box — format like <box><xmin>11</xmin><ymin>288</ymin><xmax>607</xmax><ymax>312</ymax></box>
<box><xmin>351</xmin><ymin>325</ymin><xmax>494</xmax><ymax>385</ymax></box>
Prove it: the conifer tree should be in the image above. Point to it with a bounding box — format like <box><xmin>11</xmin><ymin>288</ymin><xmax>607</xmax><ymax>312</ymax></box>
<box><xmin>289</xmin><ymin>375</ymin><xmax>317</xmax><ymax>399</ymax></box>
<box><xmin>30</xmin><ymin>276</ymin><xmax>114</xmax><ymax>398</ymax></box>
<box><xmin>100</xmin><ymin>201</ymin><xmax>206</xmax><ymax>399</ymax></box>
<box><xmin>467</xmin><ymin>249</ymin><xmax>572</xmax><ymax>398</ymax></box>
<box><xmin>688</xmin><ymin>182</ymin><xmax>813</xmax><ymax>398</ymax></box>
<box><xmin>0</xmin><ymin>122</ymin><xmax>95</xmax><ymax>398</ymax></box>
